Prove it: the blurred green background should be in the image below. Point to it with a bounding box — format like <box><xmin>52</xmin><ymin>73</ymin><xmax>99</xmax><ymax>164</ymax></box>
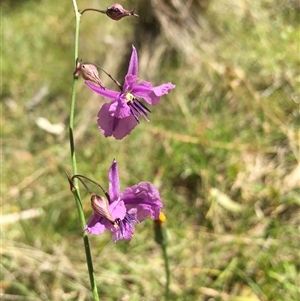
<box><xmin>1</xmin><ymin>0</ymin><xmax>299</xmax><ymax>300</ymax></box>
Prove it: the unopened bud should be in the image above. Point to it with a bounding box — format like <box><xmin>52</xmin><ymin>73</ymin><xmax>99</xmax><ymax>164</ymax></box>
<box><xmin>154</xmin><ymin>212</ymin><xmax>167</xmax><ymax>245</ymax></box>
<box><xmin>106</xmin><ymin>3</ymin><xmax>139</xmax><ymax>21</ymax></box>
<box><xmin>80</xmin><ymin>63</ymin><xmax>105</xmax><ymax>89</ymax></box>
<box><xmin>91</xmin><ymin>194</ymin><xmax>115</xmax><ymax>224</ymax></box>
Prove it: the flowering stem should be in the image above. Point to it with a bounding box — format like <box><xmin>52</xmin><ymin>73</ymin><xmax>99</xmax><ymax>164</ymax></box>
<box><xmin>70</xmin><ymin>0</ymin><xmax>100</xmax><ymax>300</ymax></box>
<box><xmin>161</xmin><ymin>232</ymin><xmax>170</xmax><ymax>300</ymax></box>
<box><xmin>154</xmin><ymin>217</ymin><xmax>170</xmax><ymax>300</ymax></box>
<box><xmin>80</xmin><ymin>8</ymin><xmax>107</xmax><ymax>15</ymax></box>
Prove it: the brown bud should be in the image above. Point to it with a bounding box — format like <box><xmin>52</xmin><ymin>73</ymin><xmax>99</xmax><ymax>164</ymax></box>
<box><xmin>91</xmin><ymin>194</ymin><xmax>115</xmax><ymax>224</ymax></box>
<box><xmin>106</xmin><ymin>3</ymin><xmax>139</xmax><ymax>21</ymax></box>
<box><xmin>80</xmin><ymin>63</ymin><xmax>105</xmax><ymax>89</ymax></box>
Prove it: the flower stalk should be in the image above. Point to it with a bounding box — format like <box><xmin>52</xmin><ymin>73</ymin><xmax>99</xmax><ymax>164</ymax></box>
<box><xmin>70</xmin><ymin>0</ymin><xmax>99</xmax><ymax>300</ymax></box>
<box><xmin>154</xmin><ymin>213</ymin><xmax>170</xmax><ymax>300</ymax></box>
<box><xmin>80</xmin><ymin>8</ymin><xmax>107</xmax><ymax>15</ymax></box>
<box><xmin>69</xmin><ymin>1</ymin><xmax>174</xmax><ymax>299</ymax></box>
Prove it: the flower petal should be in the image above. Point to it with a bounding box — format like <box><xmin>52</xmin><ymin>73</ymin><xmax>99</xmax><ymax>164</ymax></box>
<box><xmin>123</xmin><ymin>74</ymin><xmax>138</xmax><ymax>92</ymax></box>
<box><xmin>85</xmin><ymin>201</ymin><xmax>127</xmax><ymax>236</ymax></box>
<box><xmin>132</xmin><ymin>81</ymin><xmax>175</xmax><ymax>105</ymax></box>
<box><xmin>85</xmin><ymin>213</ymin><xmax>109</xmax><ymax>235</ymax></box>
<box><xmin>121</xmin><ymin>182</ymin><xmax>163</xmax><ymax>222</ymax></box>
<box><xmin>110</xmin><ymin>199</ymin><xmax>127</xmax><ymax>220</ymax></box>
<box><xmin>112</xmin><ymin>222</ymin><xmax>134</xmax><ymax>242</ymax></box>
<box><xmin>127</xmin><ymin>45</ymin><xmax>138</xmax><ymax>76</ymax></box>
<box><xmin>109</xmin><ymin>96</ymin><xmax>131</xmax><ymax>118</ymax></box>
<box><xmin>86</xmin><ymin>81</ymin><xmax>119</xmax><ymax>100</ymax></box>
<box><xmin>106</xmin><ymin>201</ymin><xmax>134</xmax><ymax>242</ymax></box>
<box><xmin>109</xmin><ymin>160</ymin><xmax>120</xmax><ymax>202</ymax></box>
<box><xmin>97</xmin><ymin>104</ymin><xmax>138</xmax><ymax>139</ymax></box>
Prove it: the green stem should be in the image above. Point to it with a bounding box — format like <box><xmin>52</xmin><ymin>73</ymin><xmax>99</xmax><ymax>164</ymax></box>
<box><xmin>161</xmin><ymin>236</ymin><xmax>170</xmax><ymax>300</ymax></box>
<box><xmin>155</xmin><ymin>221</ymin><xmax>170</xmax><ymax>300</ymax></box>
<box><xmin>70</xmin><ymin>0</ymin><xmax>99</xmax><ymax>300</ymax></box>
<box><xmin>71</xmin><ymin>189</ymin><xmax>99</xmax><ymax>300</ymax></box>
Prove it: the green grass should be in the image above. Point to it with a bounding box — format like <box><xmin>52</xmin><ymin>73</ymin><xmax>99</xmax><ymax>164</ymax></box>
<box><xmin>1</xmin><ymin>0</ymin><xmax>299</xmax><ymax>300</ymax></box>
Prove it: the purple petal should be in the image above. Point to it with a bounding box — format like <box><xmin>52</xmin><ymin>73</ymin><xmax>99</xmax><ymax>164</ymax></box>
<box><xmin>107</xmin><ymin>201</ymin><xmax>134</xmax><ymax>242</ymax></box>
<box><xmin>85</xmin><ymin>81</ymin><xmax>119</xmax><ymax>100</ymax></box>
<box><xmin>85</xmin><ymin>201</ymin><xmax>127</xmax><ymax>235</ymax></box>
<box><xmin>109</xmin><ymin>96</ymin><xmax>131</xmax><ymax>118</ymax></box>
<box><xmin>123</xmin><ymin>74</ymin><xmax>138</xmax><ymax>92</ymax></box>
<box><xmin>112</xmin><ymin>212</ymin><xmax>138</xmax><ymax>242</ymax></box>
<box><xmin>109</xmin><ymin>160</ymin><xmax>120</xmax><ymax>202</ymax></box>
<box><xmin>97</xmin><ymin>104</ymin><xmax>138</xmax><ymax>139</ymax></box>
<box><xmin>121</xmin><ymin>182</ymin><xmax>163</xmax><ymax>222</ymax></box>
<box><xmin>127</xmin><ymin>45</ymin><xmax>138</xmax><ymax>76</ymax></box>
<box><xmin>132</xmin><ymin>81</ymin><xmax>175</xmax><ymax>105</ymax></box>
<box><xmin>112</xmin><ymin>220</ymin><xmax>135</xmax><ymax>242</ymax></box>
<box><xmin>85</xmin><ymin>213</ymin><xmax>109</xmax><ymax>235</ymax></box>
<box><xmin>109</xmin><ymin>199</ymin><xmax>127</xmax><ymax>220</ymax></box>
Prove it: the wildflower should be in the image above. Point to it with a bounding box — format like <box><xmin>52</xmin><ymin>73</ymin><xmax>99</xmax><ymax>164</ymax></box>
<box><xmin>85</xmin><ymin>160</ymin><xmax>163</xmax><ymax>242</ymax></box>
<box><xmin>106</xmin><ymin>3</ymin><xmax>139</xmax><ymax>21</ymax></box>
<box><xmin>85</xmin><ymin>45</ymin><xmax>175</xmax><ymax>139</ymax></box>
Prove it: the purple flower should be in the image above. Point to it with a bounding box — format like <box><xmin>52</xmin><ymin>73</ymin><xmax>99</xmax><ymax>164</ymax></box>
<box><xmin>85</xmin><ymin>160</ymin><xmax>163</xmax><ymax>242</ymax></box>
<box><xmin>85</xmin><ymin>45</ymin><xmax>175</xmax><ymax>140</ymax></box>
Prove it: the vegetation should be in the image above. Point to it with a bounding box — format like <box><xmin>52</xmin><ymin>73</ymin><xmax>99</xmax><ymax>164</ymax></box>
<box><xmin>2</xmin><ymin>0</ymin><xmax>299</xmax><ymax>300</ymax></box>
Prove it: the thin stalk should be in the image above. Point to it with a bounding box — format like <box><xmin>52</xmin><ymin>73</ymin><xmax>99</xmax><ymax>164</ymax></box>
<box><xmin>154</xmin><ymin>217</ymin><xmax>171</xmax><ymax>300</ymax></box>
<box><xmin>70</xmin><ymin>0</ymin><xmax>80</xmax><ymax>176</ymax></box>
<box><xmin>80</xmin><ymin>8</ymin><xmax>107</xmax><ymax>15</ymax></box>
<box><xmin>70</xmin><ymin>0</ymin><xmax>100</xmax><ymax>300</ymax></box>
<box><xmin>161</xmin><ymin>241</ymin><xmax>170</xmax><ymax>300</ymax></box>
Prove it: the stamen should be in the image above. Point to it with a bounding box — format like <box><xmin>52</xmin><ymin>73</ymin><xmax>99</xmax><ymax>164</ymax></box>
<box><xmin>124</xmin><ymin>214</ymin><xmax>134</xmax><ymax>229</ymax></box>
<box><xmin>129</xmin><ymin>106</ymin><xmax>140</xmax><ymax>124</ymax></box>
<box><xmin>131</xmin><ymin>102</ymin><xmax>147</xmax><ymax>116</ymax></box>
<box><xmin>115</xmin><ymin>218</ymin><xmax>124</xmax><ymax>236</ymax></box>
<box><xmin>135</xmin><ymin>99</ymin><xmax>151</xmax><ymax>113</ymax></box>
<box><xmin>127</xmin><ymin>213</ymin><xmax>140</xmax><ymax>224</ymax></box>
<box><xmin>130</xmin><ymin>101</ymin><xmax>150</xmax><ymax>122</ymax></box>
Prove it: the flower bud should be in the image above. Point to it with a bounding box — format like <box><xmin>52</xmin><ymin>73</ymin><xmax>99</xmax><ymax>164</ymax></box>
<box><xmin>106</xmin><ymin>3</ymin><xmax>138</xmax><ymax>21</ymax></box>
<box><xmin>80</xmin><ymin>63</ymin><xmax>105</xmax><ymax>89</ymax></box>
<box><xmin>91</xmin><ymin>194</ymin><xmax>115</xmax><ymax>224</ymax></box>
<box><xmin>154</xmin><ymin>212</ymin><xmax>167</xmax><ymax>245</ymax></box>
